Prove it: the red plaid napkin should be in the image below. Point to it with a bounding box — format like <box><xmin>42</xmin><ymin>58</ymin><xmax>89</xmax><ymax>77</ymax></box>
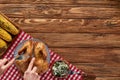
<box><xmin>0</xmin><ymin>31</ymin><xmax>83</xmax><ymax>80</ymax></box>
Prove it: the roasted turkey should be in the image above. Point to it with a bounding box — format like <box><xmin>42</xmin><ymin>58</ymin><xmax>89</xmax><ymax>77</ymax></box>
<box><xmin>15</xmin><ymin>40</ymin><xmax>49</xmax><ymax>75</ymax></box>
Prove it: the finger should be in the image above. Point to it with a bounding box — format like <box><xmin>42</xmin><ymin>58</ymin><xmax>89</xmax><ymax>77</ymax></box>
<box><xmin>1</xmin><ymin>59</ymin><xmax>8</xmax><ymax>65</ymax></box>
<box><xmin>31</xmin><ymin>66</ymin><xmax>37</xmax><ymax>73</ymax></box>
<box><xmin>4</xmin><ymin>58</ymin><xmax>15</xmax><ymax>69</ymax></box>
<box><xmin>27</xmin><ymin>58</ymin><xmax>35</xmax><ymax>71</ymax></box>
<box><xmin>35</xmin><ymin>73</ymin><xmax>38</xmax><ymax>75</ymax></box>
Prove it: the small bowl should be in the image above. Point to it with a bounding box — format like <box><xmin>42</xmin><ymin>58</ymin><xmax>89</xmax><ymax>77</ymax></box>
<box><xmin>51</xmin><ymin>60</ymin><xmax>70</xmax><ymax>78</ymax></box>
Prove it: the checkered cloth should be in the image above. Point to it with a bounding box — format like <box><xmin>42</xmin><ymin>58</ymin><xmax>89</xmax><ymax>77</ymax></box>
<box><xmin>0</xmin><ymin>31</ymin><xmax>83</xmax><ymax>80</ymax></box>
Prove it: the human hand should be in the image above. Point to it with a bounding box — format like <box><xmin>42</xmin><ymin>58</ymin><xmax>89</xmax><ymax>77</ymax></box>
<box><xmin>23</xmin><ymin>58</ymin><xmax>40</xmax><ymax>80</ymax></box>
<box><xmin>0</xmin><ymin>58</ymin><xmax>15</xmax><ymax>76</ymax></box>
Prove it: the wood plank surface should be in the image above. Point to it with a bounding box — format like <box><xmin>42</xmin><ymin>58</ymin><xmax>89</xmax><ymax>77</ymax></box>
<box><xmin>51</xmin><ymin>48</ymin><xmax>120</xmax><ymax>66</ymax></box>
<box><xmin>10</xmin><ymin>18</ymin><xmax>120</xmax><ymax>33</ymax></box>
<box><xmin>74</xmin><ymin>63</ymin><xmax>120</xmax><ymax>77</ymax></box>
<box><xmin>0</xmin><ymin>0</ymin><xmax>120</xmax><ymax>80</ymax></box>
<box><xmin>0</xmin><ymin>0</ymin><xmax>119</xmax><ymax>5</ymax></box>
<box><xmin>96</xmin><ymin>77</ymin><xmax>120</xmax><ymax>80</ymax></box>
<box><xmin>30</xmin><ymin>33</ymin><xmax>120</xmax><ymax>48</ymax></box>
<box><xmin>0</xmin><ymin>4</ymin><xmax>120</xmax><ymax>18</ymax></box>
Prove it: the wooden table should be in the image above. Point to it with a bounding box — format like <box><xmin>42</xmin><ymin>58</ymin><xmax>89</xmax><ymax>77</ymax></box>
<box><xmin>0</xmin><ymin>0</ymin><xmax>120</xmax><ymax>80</ymax></box>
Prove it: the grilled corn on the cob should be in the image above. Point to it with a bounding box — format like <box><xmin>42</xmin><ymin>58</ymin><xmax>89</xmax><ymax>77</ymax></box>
<box><xmin>0</xmin><ymin>38</ymin><xmax>7</xmax><ymax>56</ymax></box>
<box><xmin>0</xmin><ymin>38</ymin><xmax>7</xmax><ymax>48</ymax></box>
<box><xmin>0</xmin><ymin>27</ymin><xmax>12</xmax><ymax>42</ymax></box>
<box><xmin>0</xmin><ymin>14</ymin><xmax>19</xmax><ymax>35</ymax></box>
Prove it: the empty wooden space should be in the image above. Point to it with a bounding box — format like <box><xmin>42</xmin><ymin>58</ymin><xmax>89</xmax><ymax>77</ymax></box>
<box><xmin>0</xmin><ymin>0</ymin><xmax>120</xmax><ymax>80</ymax></box>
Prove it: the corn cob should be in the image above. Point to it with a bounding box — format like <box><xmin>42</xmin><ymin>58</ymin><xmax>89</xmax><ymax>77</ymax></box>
<box><xmin>0</xmin><ymin>14</ymin><xmax>19</xmax><ymax>35</ymax></box>
<box><xmin>0</xmin><ymin>38</ymin><xmax>7</xmax><ymax>48</ymax></box>
<box><xmin>0</xmin><ymin>27</ymin><xmax>12</xmax><ymax>42</ymax></box>
<box><xmin>0</xmin><ymin>38</ymin><xmax>7</xmax><ymax>56</ymax></box>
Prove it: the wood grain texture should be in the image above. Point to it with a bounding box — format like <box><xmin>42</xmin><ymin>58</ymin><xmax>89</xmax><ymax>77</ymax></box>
<box><xmin>74</xmin><ymin>63</ymin><xmax>120</xmax><ymax>77</ymax></box>
<box><xmin>0</xmin><ymin>0</ymin><xmax>120</xmax><ymax>80</ymax></box>
<box><xmin>51</xmin><ymin>48</ymin><xmax>120</xmax><ymax>66</ymax></box>
<box><xmin>96</xmin><ymin>77</ymin><xmax>120</xmax><ymax>80</ymax></box>
<box><xmin>0</xmin><ymin>4</ymin><xmax>120</xmax><ymax>18</ymax></box>
<box><xmin>10</xmin><ymin>18</ymin><xmax>120</xmax><ymax>33</ymax></box>
<box><xmin>30</xmin><ymin>33</ymin><xmax>120</xmax><ymax>48</ymax></box>
<box><xmin>0</xmin><ymin>0</ymin><xmax>119</xmax><ymax>5</ymax></box>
